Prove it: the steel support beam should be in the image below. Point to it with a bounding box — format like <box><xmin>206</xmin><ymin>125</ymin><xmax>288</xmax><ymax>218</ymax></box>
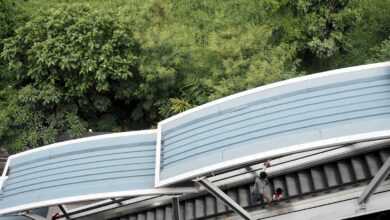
<box><xmin>58</xmin><ymin>205</ymin><xmax>70</xmax><ymax>219</ymax></box>
<box><xmin>358</xmin><ymin>157</ymin><xmax>390</xmax><ymax>205</ymax></box>
<box><xmin>195</xmin><ymin>178</ymin><xmax>253</xmax><ymax>220</ymax></box>
<box><xmin>172</xmin><ymin>197</ymin><xmax>182</xmax><ymax>220</ymax></box>
<box><xmin>111</xmin><ymin>198</ymin><xmax>124</xmax><ymax>205</ymax></box>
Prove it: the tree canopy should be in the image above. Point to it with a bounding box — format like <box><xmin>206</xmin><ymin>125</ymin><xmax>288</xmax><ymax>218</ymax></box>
<box><xmin>0</xmin><ymin>0</ymin><xmax>389</xmax><ymax>153</ymax></box>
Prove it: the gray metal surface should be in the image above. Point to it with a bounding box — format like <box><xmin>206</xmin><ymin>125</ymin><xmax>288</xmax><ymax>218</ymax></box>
<box><xmin>112</xmin><ymin>146</ymin><xmax>390</xmax><ymax>220</ymax></box>
<box><xmin>196</xmin><ymin>178</ymin><xmax>253</xmax><ymax>220</ymax></box>
<box><xmin>0</xmin><ymin>208</ymin><xmax>48</xmax><ymax>220</ymax></box>
<box><xmin>171</xmin><ymin>197</ymin><xmax>181</xmax><ymax>220</ymax></box>
<box><xmin>358</xmin><ymin>157</ymin><xmax>390</xmax><ymax>205</ymax></box>
<box><xmin>57</xmin><ymin>196</ymin><xmax>163</xmax><ymax>220</ymax></box>
<box><xmin>19</xmin><ymin>214</ymin><xmax>46</xmax><ymax>220</ymax></box>
<box><xmin>0</xmin><ymin>217</ymin><xmax>30</xmax><ymax>220</ymax></box>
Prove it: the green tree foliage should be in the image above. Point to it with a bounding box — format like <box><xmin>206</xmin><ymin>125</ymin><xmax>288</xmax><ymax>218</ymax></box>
<box><xmin>0</xmin><ymin>0</ymin><xmax>389</xmax><ymax>152</ymax></box>
<box><xmin>289</xmin><ymin>0</ymin><xmax>359</xmax><ymax>59</ymax></box>
<box><xmin>369</xmin><ymin>37</ymin><xmax>390</xmax><ymax>63</ymax></box>
<box><xmin>0</xmin><ymin>0</ymin><xmax>18</xmax><ymax>41</ymax></box>
<box><xmin>341</xmin><ymin>0</ymin><xmax>390</xmax><ymax>66</ymax></box>
<box><xmin>1</xmin><ymin>4</ymin><xmax>145</xmax><ymax>151</ymax></box>
<box><xmin>142</xmin><ymin>0</ymin><xmax>298</xmax><ymax>110</ymax></box>
<box><xmin>0</xmin><ymin>0</ymin><xmax>23</xmax><ymax>80</ymax></box>
<box><xmin>253</xmin><ymin>0</ymin><xmax>360</xmax><ymax>72</ymax></box>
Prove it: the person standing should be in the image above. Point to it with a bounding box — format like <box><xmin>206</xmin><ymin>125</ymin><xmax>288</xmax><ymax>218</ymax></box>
<box><xmin>252</xmin><ymin>171</ymin><xmax>272</xmax><ymax>204</ymax></box>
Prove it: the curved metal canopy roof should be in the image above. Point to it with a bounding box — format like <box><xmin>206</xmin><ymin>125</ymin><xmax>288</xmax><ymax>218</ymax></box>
<box><xmin>1</xmin><ymin>62</ymin><xmax>390</xmax><ymax>216</ymax></box>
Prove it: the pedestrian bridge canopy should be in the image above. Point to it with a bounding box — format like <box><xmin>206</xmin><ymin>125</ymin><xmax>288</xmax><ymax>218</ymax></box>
<box><xmin>1</xmin><ymin>62</ymin><xmax>390</xmax><ymax>216</ymax></box>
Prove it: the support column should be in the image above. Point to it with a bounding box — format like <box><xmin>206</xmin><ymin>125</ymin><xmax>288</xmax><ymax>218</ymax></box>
<box><xmin>195</xmin><ymin>178</ymin><xmax>254</xmax><ymax>220</ymax></box>
<box><xmin>58</xmin><ymin>205</ymin><xmax>70</xmax><ymax>219</ymax></box>
<box><xmin>172</xmin><ymin>197</ymin><xmax>182</xmax><ymax>220</ymax></box>
<box><xmin>358</xmin><ymin>157</ymin><xmax>390</xmax><ymax>206</ymax></box>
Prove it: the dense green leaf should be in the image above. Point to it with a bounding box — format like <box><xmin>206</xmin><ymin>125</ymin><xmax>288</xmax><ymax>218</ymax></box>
<box><xmin>0</xmin><ymin>0</ymin><xmax>389</xmax><ymax>153</ymax></box>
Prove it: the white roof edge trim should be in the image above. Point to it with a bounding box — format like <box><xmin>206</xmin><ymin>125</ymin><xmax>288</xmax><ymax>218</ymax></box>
<box><xmin>156</xmin><ymin>130</ymin><xmax>390</xmax><ymax>187</ymax></box>
<box><xmin>159</xmin><ymin>61</ymin><xmax>390</xmax><ymax>126</ymax></box>
<box><xmin>155</xmin><ymin>124</ymin><xmax>162</xmax><ymax>186</ymax></box>
<box><xmin>9</xmin><ymin>129</ymin><xmax>157</xmax><ymax>160</ymax></box>
<box><xmin>0</xmin><ymin>176</ymin><xmax>8</xmax><ymax>191</ymax></box>
<box><xmin>0</xmin><ymin>187</ymin><xmax>198</xmax><ymax>216</ymax></box>
<box><xmin>1</xmin><ymin>159</ymin><xmax>10</xmax><ymax>177</ymax></box>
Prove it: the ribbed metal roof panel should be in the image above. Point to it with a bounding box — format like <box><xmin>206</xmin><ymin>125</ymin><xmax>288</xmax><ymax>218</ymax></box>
<box><xmin>157</xmin><ymin>62</ymin><xmax>390</xmax><ymax>185</ymax></box>
<box><xmin>0</xmin><ymin>131</ymin><xmax>157</xmax><ymax>215</ymax></box>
